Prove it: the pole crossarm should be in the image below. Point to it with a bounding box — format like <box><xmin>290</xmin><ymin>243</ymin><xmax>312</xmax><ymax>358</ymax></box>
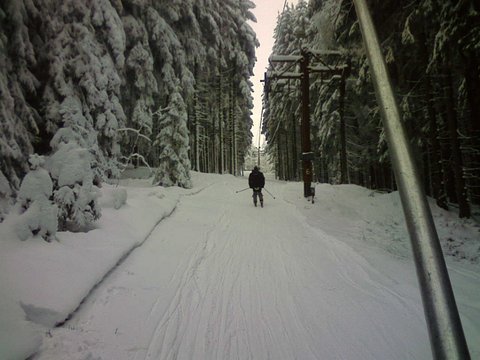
<box><xmin>309</xmin><ymin>64</ymin><xmax>349</xmax><ymax>73</ymax></box>
<box><xmin>269</xmin><ymin>71</ymin><xmax>303</xmax><ymax>79</ymax></box>
<box><xmin>309</xmin><ymin>49</ymin><xmax>345</xmax><ymax>56</ymax></box>
<box><xmin>269</xmin><ymin>54</ymin><xmax>303</xmax><ymax>63</ymax></box>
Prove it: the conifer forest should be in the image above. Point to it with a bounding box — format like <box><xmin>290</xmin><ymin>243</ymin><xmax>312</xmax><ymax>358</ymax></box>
<box><xmin>0</xmin><ymin>0</ymin><xmax>257</xmax><ymax>230</ymax></box>
<box><xmin>264</xmin><ymin>0</ymin><xmax>480</xmax><ymax>219</ymax></box>
<box><xmin>1</xmin><ymin>0</ymin><xmax>479</xmax><ymax>236</ymax></box>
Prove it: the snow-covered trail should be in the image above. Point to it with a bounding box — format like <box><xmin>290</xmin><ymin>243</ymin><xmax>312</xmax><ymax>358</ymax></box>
<box><xmin>36</xmin><ymin>176</ymin><xmax>431</xmax><ymax>359</ymax></box>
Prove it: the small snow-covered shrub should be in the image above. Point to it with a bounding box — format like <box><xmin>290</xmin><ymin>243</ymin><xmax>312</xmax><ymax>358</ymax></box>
<box><xmin>98</xmin><ymin>187</ymin><xmax>127</xmax><ymax>210</ymax></box>
<box><xmin>47</xmin><ymin>142</ymin><xmax>101</xmax><ymax>230</ymax></box>
<box><xmin>113</xmin><ymin>188</ymin><xmax>127</xmax><ymax>209</ymax></box>
<box><xmin>15</xmin><ymin>155</ymin><xmax>58</xmax><ymax>241</ymax></box>
<box><xmin>99</xmin><ymin>186</ymin><xmax>127</xmax><ymax>210</ymax></box>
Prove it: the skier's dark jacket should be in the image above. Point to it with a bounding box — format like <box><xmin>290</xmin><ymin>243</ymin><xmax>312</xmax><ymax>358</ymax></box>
<box><xmin>249</xmin><ymin>168</ymin><xmax>265</xmax><ymax>189</ymax></box>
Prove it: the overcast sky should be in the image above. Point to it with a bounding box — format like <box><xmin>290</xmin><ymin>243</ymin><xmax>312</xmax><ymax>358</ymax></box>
<box><xmin>250</xmin><ymin>0</ymin><xmax>298</xmax><ymax>148</ymax></box>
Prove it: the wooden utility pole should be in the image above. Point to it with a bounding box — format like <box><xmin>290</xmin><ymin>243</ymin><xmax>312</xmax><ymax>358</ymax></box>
<box><xmin>257</xmin><ymin>106</ymin><xmax>263</xmax><ymax>167</ymax></box>
<box><xmin>339</xmin><ymin>66</ymin><xmax>348</xmax><ymax>184</ymax></box>
<box><xmin>300</xmin><ymin>49</ymin><xmax>313</xmax><ymax>197</ymax></box>
<box><xmin>267</xmin><ymin>50</ymin><xmax>348</xmax><ymax>198</ymax></box>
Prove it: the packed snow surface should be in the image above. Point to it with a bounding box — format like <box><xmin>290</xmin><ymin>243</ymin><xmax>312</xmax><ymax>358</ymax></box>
<box><xmin>1</xmin><ymin>171</ymin><xmax>479</xmax><ymax>359</ymax></box>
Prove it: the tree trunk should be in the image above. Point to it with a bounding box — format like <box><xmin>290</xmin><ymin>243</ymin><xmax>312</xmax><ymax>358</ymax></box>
<box><xmin>460</xmin><ymin>50</ymin><xmax>480</xmax><ymax>205</ymax></box>
<box><xmin>419</xmin><ymin>28</ymin><xmax>448</xmax><ymax>209</ymax></box>
<box><xmin>291</xmin><ymin>114</ymin><xmax>298</xmax><ymax>180</ymax></box>
<box><xmin>461</xmin><ymin>50</ymin><xmax>480</xmax><ymax>133</ymax></box>
<box><xmin>232</xmin><ymin>90</ymin><xmax>237</xmax><ymax>175</ymax></box>
<box><xmin>442</xmin><ymin>59</ymin><xmax>471</xmax><ymax>218</ymax></box>
<box><xmin>218</xmin><ymin>70</ymin><xmax>224</xmax><ymax>174</ymax></box>
<box><xmin>229</xmin><ymin>78</ymin><xmax>234</xmax><ymax>175</ymax></box>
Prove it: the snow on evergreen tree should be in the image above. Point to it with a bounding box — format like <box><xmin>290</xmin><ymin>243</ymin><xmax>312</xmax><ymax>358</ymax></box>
<box><xmin>153</xmin><ymin>88</ymin><xmax>192</xmax><ymax>189</ymax></box>
<box><xmin>154</xmin><ymin>0</ymin><xmax>198</xmax><ymax>94</ymax></box>
<box><xmin>143</xmin><ymin>5</ymin><xmax>195</xmax><ymax>176</ymax></box>
<box><xmin>264</xmin><ymin>2</ymin><xmax>307</xmax><ymax>180</ymax></box>
<box><xmin>40</xmin><ymin>95</ymin><xmax>101</xmax><ymax>231</ymax></box>
<box><xmin>91</xmin><ymin>0</ymin><xmax>125</xmax><ymax>69</ymax></box>
<box><xmin>120</xmin><ymin>13</ymin><xmax>157</xmax><ymax>168</ymax></box>
<box><xmin>47</xmin><ymin>138</ymin><xmax>101</xmax><ymax>231</ymax></box>
<box><xmin>0</xmin><ymin>170</ymin><xmax>12</xmax><ymax>222</ymax></box>
<box><xmin>15</xmin><ymin>155</ymin><xmax>58</xmax><ymax>242</ymax></box>
<box><xmin>41</xmin><ymin>0</ymin><xmax>126</xmax><ymax>180</ymax></box>
<box><xmin>309</xmin><ymin>0</ymin><xmax>339</xmax><ymax>49</ymax></box>
<box><xmin>0</xmin><ymin>0</ymin><xmax>40</xmax><ymax>191</ymax></box>
<box><xmin>318</xmin><ymin>88</ymin><xmax>341</xmax><ymax>181</ymax></box>
<box><xmin>0</xmin><ymin>0</ymin><xmax>259</xmax><ymax>202</ymax></box>
<box><xmin>145</xmin><ymin>5</ymin><xmax>194</xmax><ymax>98</ymax></box>
<box><xmin>211</xmin><ymin>0</ymin><xmax>257</xmax><ymax>173</ymax></box>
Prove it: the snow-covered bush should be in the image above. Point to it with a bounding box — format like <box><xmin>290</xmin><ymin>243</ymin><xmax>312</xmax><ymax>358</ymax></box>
<box><xmin>15</xmin><ymin>155</ymin><xmax>58</xmax><ymax>242</ymax></box>
<box><xmin>99</xmin><ymin>187</ymin><xmax>127</xmax><ymax>210</ymax></box>
<box><xmin>47</xmin><ymin>142</ymin><xmax>101</xmax><ymax>231</ymax></box>
<box><xmin>113</xmin><ymin>188</ymin><xmax>127</xmax><ymax>209</ymax></box>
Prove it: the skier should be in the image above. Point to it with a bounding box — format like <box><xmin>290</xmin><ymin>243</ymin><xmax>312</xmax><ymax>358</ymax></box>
<box><xmin>248</xmin><ymin>166</ymin><xmax>265</xmax><ymax>207</ymax></box>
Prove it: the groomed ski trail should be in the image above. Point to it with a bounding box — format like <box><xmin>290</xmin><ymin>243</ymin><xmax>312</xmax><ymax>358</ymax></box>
<box><xmin>35</xmin><ymin>176</ymin><xmax>431</xmax><ymax>360</ymax></box>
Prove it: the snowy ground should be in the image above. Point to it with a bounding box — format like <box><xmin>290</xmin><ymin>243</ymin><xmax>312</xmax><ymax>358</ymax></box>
<box><xmin>0</xmin><ymin>171</ymin><xmax>479</xmax><ymax>359</ymax></box>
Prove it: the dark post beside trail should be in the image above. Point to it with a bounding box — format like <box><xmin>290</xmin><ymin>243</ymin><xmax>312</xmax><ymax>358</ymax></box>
<box><xmin>353</xmin><ymin>0</ymin><xmax>470</xmax><ymax>358</ymax></box>
<box><xmin>339</xmin><ymin>64</ymin><xmax>348</xmax><ymax>184</ymax></box>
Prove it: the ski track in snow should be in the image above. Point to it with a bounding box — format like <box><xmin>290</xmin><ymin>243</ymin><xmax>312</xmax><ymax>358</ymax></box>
<box><xmin>34</xmin><ymin>178</ymin><xmax>432</xmax><ymax>360</ymax></box>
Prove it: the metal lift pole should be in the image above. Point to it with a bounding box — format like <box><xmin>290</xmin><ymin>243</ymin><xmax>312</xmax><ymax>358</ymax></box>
<box><xmin>352</xmin><ymin>0</ymin><xmax>470</xmax><ymax>358</ymax></box>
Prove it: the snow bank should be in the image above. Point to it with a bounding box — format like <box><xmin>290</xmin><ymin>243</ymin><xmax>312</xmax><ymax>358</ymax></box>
<box><xmin>289</xmin><ymin>182</ymin><xmax>480</xmax><ymax>357</ymax></box>
<box><xmin>0</xmin><ymin>171</ymin><xmax>217</xmax><ymax>359</ymax></box>
<box><xmin>0</xmin><ymin>294</ymin><xmax>42</xmax><ymax>360</ymax></box>
<box><xmin>296</xmin><ymin>183</ymin><xmax>480</xmax><ymax>264</ymax></box>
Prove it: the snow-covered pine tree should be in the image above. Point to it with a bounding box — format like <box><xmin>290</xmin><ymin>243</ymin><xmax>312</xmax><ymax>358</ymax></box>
<box><xmin>154</xmin><ymin>0</ymin><xmax>197</xmax><ymax>95</ymax></box>
<box><xmin>319</xmin><ymin>0</ymin><xmax>478</xmax><ymax>212</ymax></box>
<box><xmin>0</xmin><ymin>0</ymin><xmax>259</xmax><ymax>205</ymax></box>
<box><xmin>142</xmin><ymin>4</ymin><xmax>195</xmax><ymax>183</ymax></box>
<box><xmin>211</xmin><ymin>0</ymin><xmax>257</xmax><ymax>175</ymax></box>
<box><xmin>46</xmin><ymin>97</ymin><xmax>101</xmax><ymax>231</ymax></box>
<box><xmin>41</xmin><ymin>0</ymin><xmax>126</xmax><ymax>181</ymax></box>
<box><xmin>145</xmin><ymin>3</ymin><xmax>195</xmax><ymax>100</ymax></box>
<box><xmin>318</xmin><ymin>87</ymin><xmax>341</xmax><ymax>182</ymax></box>
<box><xmin>120</xmin><ymin>11</ymin><xmax>158</xmax><ymax>169</ymax></box>
<box><xmin>264</xmin><ymin>2</ymin><xmax>307</xmax><ymax>181</ymax></box>
<box><xmin>15</xmin><ymin>154</ymin><xmax>58</xmax><ymax>242</ymax></box>
<box><xmin>153</xmin><ymin>88</ymin><xmax>192</xmax><ymax>189</ymax></box>
<box><xmin>0</xmin><ymin>0</ymin><xmax>40</xmax><ymax>192</ymax></box>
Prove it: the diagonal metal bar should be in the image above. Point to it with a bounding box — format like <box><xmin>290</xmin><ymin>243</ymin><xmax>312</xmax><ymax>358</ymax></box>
<box><xmin>352</xmin><ymin>0</ymin><xmax>470</xmax><ymax>359</ymax></box>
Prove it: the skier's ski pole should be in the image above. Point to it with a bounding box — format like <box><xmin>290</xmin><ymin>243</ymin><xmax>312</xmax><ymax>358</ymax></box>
<box><xmin>235</xmin><ymin>187</ymin><xmax>250</xmax><ymax>193</ymax></box>
<box><xmin>263</xmin><ymin>188</ymin><xmax>276</xmax><ymax>199</ymax></box>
